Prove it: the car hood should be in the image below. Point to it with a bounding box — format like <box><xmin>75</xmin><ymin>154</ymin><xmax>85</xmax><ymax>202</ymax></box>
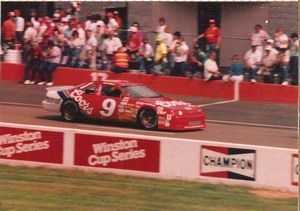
<box><xmin>138</xmin><ymin>97</ymin><xmax>201</xmax><ymax>111</ymax></box>
<box><xmin>46</xmin><ymin>86</ymin><xmax>74</xmax><ymax>92</ymax></box>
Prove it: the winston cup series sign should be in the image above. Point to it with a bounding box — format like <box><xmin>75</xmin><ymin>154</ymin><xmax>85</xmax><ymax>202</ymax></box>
<box><xmin>75</xmin><ymin>134</ymin><xmax>160</xmax><ymax>172</ymax></box>
<box><xmin>200</xmin><ymin>145</ymin><xmax>256</xmax><ymax>181</ymax></box>
<box><xmin>0</xmin><ymin>127</ymin><xmax>63</xmax><ymax>164</ymax></box>
<box><xmin>291</xmin><ymin>154</ymin><xmax>298</xmax><ymax>186</ymax></box>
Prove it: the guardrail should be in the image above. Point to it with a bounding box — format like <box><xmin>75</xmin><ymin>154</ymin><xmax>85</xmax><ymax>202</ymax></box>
<box><xmin>0</xmin><ymin>62</ymin><xmax>297</xmax><ymax>104</ymax></box>
<box><xmin>0</xmin><ymin>122</ymin><xmax>297</xmax><ymax>192</ymax></box>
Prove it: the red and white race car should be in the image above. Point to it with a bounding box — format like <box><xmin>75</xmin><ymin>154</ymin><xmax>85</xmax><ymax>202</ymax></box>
<box><xmin>42</xmin><ymin>80</ymin><xmax>206</xmax><ymax>131</ymax></box>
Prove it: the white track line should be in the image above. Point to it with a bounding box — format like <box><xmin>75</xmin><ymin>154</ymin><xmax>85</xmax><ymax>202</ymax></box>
<box><xmin>76</xmin><ymin>124</ymin><xmax>176</xmax><ymax>135</ymax></box>
<box><xmin>198</xmin><ymin>99</ymin><xmax>237</xmax><ymax>107</ymax></box>
<box><xmin>207</xmin><ymin>119</ymin><xmax>297</xmax><ymax>130</ymax></box>
<box><xmin>0</xmin><ymin>102</ymin><xmax>42</xmax><ymax>107</ymax></box>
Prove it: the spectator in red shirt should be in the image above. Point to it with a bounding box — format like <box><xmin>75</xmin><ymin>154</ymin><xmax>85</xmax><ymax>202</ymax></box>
<box><xmin>113</xmin><ymin>11</ymin><xmax>123</xmax><ymax>28</ymax></box>
<box><xmin>194</xmin><ymin>19</ymin><xmax>221</xmax><ymax>55</ymax></box>
<box><xmin>2</xmin><ymin>12</ymin><xmax>16</xmax><ymax>44</ymax></box>
<box><xmin>127</xmin><ymin>26</ymin><xmax>142</xmax><ymax>65</ymax></box>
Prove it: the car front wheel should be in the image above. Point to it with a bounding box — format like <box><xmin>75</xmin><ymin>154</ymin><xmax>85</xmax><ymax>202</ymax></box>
<box><xmin>61</xmin><ymin>100</ymin><xmax>80</xmax><ymax>121</ymax></box>
<box><xmin>138</xmin><ymin>108</ymin><xmax>158</xmax><ymax>130</ymax></box>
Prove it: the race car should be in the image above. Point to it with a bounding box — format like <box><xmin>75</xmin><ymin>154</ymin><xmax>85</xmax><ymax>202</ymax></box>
<box><xmin>42</xmin><ymin>80</ymin><xmax>206</xmax><ymax>131</ymax></box>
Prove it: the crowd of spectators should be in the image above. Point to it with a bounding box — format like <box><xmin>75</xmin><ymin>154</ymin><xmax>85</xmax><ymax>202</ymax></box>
<box><xmin>1</xmin><ymin>5</ymin><xmax>298</xmax><ymax>86</ymax></box>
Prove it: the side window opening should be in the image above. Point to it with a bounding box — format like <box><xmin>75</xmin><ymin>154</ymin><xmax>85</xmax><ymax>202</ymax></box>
<box><xmin>101</xmin><ymin>85</ymin><xmax>122</xmax><ymax>98</ymax></box>
<box><xmin>83</xmin><ymin>84</ymin><xmax>96</xmax><ymax>95</ymax></box>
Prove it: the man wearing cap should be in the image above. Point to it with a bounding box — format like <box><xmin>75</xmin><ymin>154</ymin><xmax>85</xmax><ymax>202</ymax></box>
<box><xmin>102</xmin><ymin>31</ymin><xmax>122</xmax><ymax>70</ymax></box>
<box><xmin>259</xmin><ymin>45</ymin><xmax>277</xmax><ymax>83</ymax></box>
<box><xmin>194</xmin><ymin>19</ymin><xmax>221</xmax><ymax>55</ymax></box>
<box><xmin>114</xmin><ymin>11</ymin><xmax>123</xmax><ymax>29</ymax></box>
<box><xmin>14</xmin><ymin>9</ymin><xmax>25</xmax><ymax>43</ymax></box>
<box><xmin>169</xmin><ymin>32</ymin><xmax>189</xmax><ymax>77</ymax></box>
<box><xmin>265</xmin><ymin>39</ymin><xmax>279</xmax><ymax>57</ymax></box>
<box><xmin>2</xmin><ymin>12</ymin><xmax>16</xmax><ymax>44</ymax></box>
<box><xmin>106</xmin><ymin>12</ymin><xmax>119</xmax><ymax>32</ymax></box>
<box><xmin>127</xmin><ymin>26</ymin><xmax>142</xmax><ymax>66</ymax></box>
<box><xmin>138</xmin><ymin>38</ymin><xmax>154</xmax><ymax>73</ymax></box>
<box><xmin>243</xmin><ymin>45</ymin><xmax>262</xmax><ymax>82</ymax></box>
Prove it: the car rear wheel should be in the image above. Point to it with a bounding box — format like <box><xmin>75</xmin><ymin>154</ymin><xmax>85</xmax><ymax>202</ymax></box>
<box><xmin>138</xmin><ymin>108</ymin><xmax>158</xmax><ymax>130</ymax></box>
<box><xmin>61</xmin><ymin>100</ymin><xmax>80</xmax><ymax>121</ymax></box>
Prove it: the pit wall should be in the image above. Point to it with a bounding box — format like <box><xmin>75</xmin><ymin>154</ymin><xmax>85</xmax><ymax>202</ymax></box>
<box><xmin>0</xmin><ymin>122</ymin><xmax>297</xmax><ymax>192</ymax></box>
<box><xmin>0</xmin><ymin>62</ymin><xmax>297</xmax><ymax>104</ymax></box>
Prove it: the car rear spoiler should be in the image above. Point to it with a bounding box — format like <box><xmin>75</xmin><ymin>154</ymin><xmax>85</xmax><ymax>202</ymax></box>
<box><xmin>46</xmin><ymin>86</ymin><xmax>74</xmax><ymax>91</ymax></box>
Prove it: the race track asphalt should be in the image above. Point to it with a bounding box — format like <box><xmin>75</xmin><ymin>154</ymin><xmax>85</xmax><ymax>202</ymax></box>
<box><xmin>0</xmin><ymin>81</ymin><xmax>297</xmax><ymax>149</ymax></box>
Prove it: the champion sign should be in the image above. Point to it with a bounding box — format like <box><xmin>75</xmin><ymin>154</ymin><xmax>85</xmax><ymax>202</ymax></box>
<box><xmin>0</xmin><ymin>126</ymin><xmax>63</xmax><ymax>164</ymax></box>
<box><xmin>74</xmin><ymin>134</ymin><xmax>160</xmax><ymax>172</ymax></box>
<box><xmin>291</xmin><ymin>154</ymin><xmax>298</xmax><ymax>186</ymax></box>
<box><xmin>200</xmin><ymin>145</ymin><xmax>256</xmax><ymax>181</ymax></box>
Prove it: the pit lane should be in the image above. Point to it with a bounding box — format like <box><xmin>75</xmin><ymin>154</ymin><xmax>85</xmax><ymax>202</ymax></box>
<box><xmin>0</xmin><ymin>81</ymin><xmax>297</xmax><ymax>149</ymax></box>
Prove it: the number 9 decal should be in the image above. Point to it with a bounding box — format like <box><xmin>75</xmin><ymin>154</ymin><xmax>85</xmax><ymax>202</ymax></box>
<box><xmin>100</xmin><ymin>99</ymin><xmax>116</xmax><ymax>117</ymax></box>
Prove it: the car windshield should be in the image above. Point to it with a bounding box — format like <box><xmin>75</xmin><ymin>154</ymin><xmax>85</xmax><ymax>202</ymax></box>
<box><xmin>122</xmin><ymin>85</ymin><xmax>162</xmax><ymax>99</ymax></box>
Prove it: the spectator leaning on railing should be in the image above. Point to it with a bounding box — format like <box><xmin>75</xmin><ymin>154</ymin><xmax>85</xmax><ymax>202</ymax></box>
<box><xmin>243</xmin><ymin>45</ymin><xmax>262</xmax><ymax>83</ymax></box>
<box><xmin>38</xmin><ymin>40</ymin><xmax>62</xmax><ymax>86</ymax></box>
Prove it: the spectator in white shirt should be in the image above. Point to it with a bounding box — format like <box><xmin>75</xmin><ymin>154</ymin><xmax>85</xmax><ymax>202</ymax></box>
<box><xmin>204</xmin><ymin>51</ymin><xmax>222</xmax><ymax>81</ymax></box>
<box><xmin>155</xmin><ymin>17</ymin><xmax>167</xmax><ymax>35</ymax></box>
<box><xmin>68</xmin><ymin>30</ymin><xmax>83</xmax><ymax>67</ymax></box>
<box><xmin>250</xmin><ymin>24</ymin><xmax>270</xmax><ymax>55</ymax></box>
<box><xmin>38</xmin><ymin>40</ymin><xmax>61</xmax><ymax>86</ymax></box>
<box><xmin>244</xmin><ymin>45</ymin><xmax>262</xmax><ymax>82</ymax></box>
<box><xmin>138</xmin><ymin>38</ymin><xmax>154</xmax><ymax>73</ymax></box>
<box><xmin>170</xmin><ymin>34</ymin><xmax>189</xmax><ymax>77</ymax></box>
<box><xmin>106</xmin><ymin>13</ymin><xmax>119</xmax><ymax>32</ymax></box>
<box><xmin>102</xmin><ymin>31</ymin><xmax>122</xmax><ymax>69</ymax></box>
<box><xmin>82</xmin><ymin>30</ymin><xmax>97</xmax><ymax>69</ymax></box>
<box><xmin>23</xmin><ymin>22</ymin><xmax>37</xmax><ymax>45</ymax></box>
<box><xmin>274</xmin><ymin>28</ymin><xmax>289</xmax><ymax>51</ymax></box>
<box><xmin>14</xmin><ymin>9</ymin><xmax>25</xmax><ymax>43</ymax></box>
<box><xmin>259</xmin><ymin>46</ymin><xmax>277</xmax><ymax>83</ymax></box>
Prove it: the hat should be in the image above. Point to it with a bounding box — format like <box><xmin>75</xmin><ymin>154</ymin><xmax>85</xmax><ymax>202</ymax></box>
<box><xmin>156</xmin><ymin>35</ymin><xmax>163</xmax><ymax>41</ymax></box>
<box><xmin>61</xmin><ymin>17</ymin><xmax>69</xmax><ymax>22</ymax></box>
<box><xmin>129</xmin><ymin>26</ymin><xmax>137</xmax><ymax>33</ymax></box>
<box><xmin>209</xmin><ymin>19</ymin><xmax>216</xmax><ymax>23</ymax></box>
<box><xmin>8</xmin><ymin>12</ymin><xmax>15</xmax><ymax>17</ymax></box>
<box><xmin>106</xmin><ymin>12</ymin><xmax>113</xmax><ymax>18</ymax></box>
<box><xmin>266</xmin><ymin>39</ymin><xmax>274</xmax><ymax>44</ymax></box>
<box><xmin>173</xmin><ymin>31</ymin><xmax>181</xmax><ymax>37</ymax></box>
<box><xmin>54</xmin><ymin>13</ymin><xmax>60</xmax><ymax>18</ymax></box>
<box><xmin>265</xmin><ymin>46</ymin><xmax>272</xmax><ymax>51</ymax></box>
<box><xmin>47</xmin><ymin>40</ymin><xmax>55</xmax><ymax>46</ymax></box>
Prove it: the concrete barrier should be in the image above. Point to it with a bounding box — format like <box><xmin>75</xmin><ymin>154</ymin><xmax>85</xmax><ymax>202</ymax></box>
<box><xmin>0</xmin><ymin>62</ymin><xmax>297</xmax><ymax>104</ymax></box>
<box><xmin>0</xmin><ymin>122</ymin><xmax>297</xmax><ymax>192</ymax></box>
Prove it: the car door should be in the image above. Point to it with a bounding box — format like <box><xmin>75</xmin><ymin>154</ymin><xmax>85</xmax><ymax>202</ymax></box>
<box><xmin>92</xmin><ymin>83</ymin><xmax>123</xmax><ymax>121</ymax></box>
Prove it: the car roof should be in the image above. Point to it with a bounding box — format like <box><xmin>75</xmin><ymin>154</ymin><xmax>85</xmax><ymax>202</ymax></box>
<box><xmin>96</xmin><ymin>80</ymin><xmax>141</xmax><ymax>87</ymax></box>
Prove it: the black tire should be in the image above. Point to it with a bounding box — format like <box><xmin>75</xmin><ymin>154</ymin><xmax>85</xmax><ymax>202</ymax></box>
<box><xmin>138</xmin><ymin>108</ymin><xmax>158</xmax><ymax>130</ymax></box>
<box><xmin>61</xmin><ymin>100</ymin><xmax>80</xmax><ymax>122</ymax></box>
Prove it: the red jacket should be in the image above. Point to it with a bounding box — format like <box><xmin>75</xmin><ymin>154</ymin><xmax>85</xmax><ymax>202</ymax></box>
<box><xmin>2</xmin><ymin>19</ymin><xmax>16</xmax><ymax>41</ymax></box>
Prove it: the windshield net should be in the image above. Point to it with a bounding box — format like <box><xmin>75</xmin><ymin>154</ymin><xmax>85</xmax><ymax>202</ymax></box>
<box><xmin>122</xmin><ymin>85</ymin><xmax>162</xmax><ymax>99</ymax></box>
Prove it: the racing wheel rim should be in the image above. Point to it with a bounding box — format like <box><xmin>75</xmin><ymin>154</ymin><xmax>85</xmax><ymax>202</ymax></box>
<box><xmin>61</xmin><ymin>100</ymin><xmax>79</xmax><ymax>121</ymax></box>
<box><xmin>139</xmin><ymin>109</ymin><xmax>158</xmax><ymax>129</ymax></box>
